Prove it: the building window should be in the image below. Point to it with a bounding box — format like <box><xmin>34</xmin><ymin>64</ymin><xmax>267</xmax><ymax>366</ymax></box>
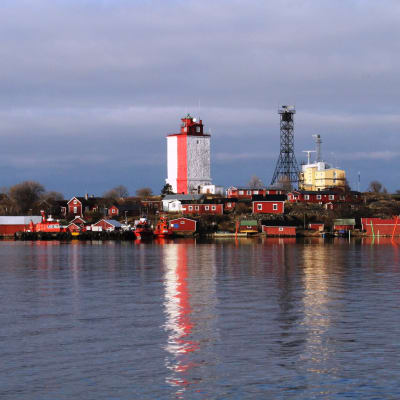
<box><xmin>247</xmin><ymin>190</ymin><xmax>251</xmax><ymax>195</ymax></box>
<box><xmin>73</xmin><ymin>207</ymin><xmax>77</xmax><ymax>213</ymax></box>
<box><xmin>316</xmin><ymin>195</ymin><xmax>322</xmax><ymax>200</ymax></box>
<box><xmin>112</xmin><ymin>209</ymin><xmax>115</xmax><ymax>213</ymax></box>
<box><xmin>180</xmin><ymin>221</ymin><xmax>185</xmax><ymax>224</ymax></box>
<box><xmin>304</xmin><ymin>195</ymin><xmax>309</xmax><ymax>200</ymax></box>
<box><xmin>73</xmin><ymin>200</ymin><xmax>77</xmax><ymax>204</ymax></box>
<box><xmin>196</xmin><ymin>126</ymin><xmax>200</xmax><ymax>133</ymax></box>
<box><xmin>195</xmin><ymin>206</ymin><xmax>199</xmax><ymax>211</ymax></box>
<box><xmin>212</xmin><ymin>206</ymin><xmax>216</xmax><ymax>211</ymax></box>
<box><xmin>329</xmin><ymin>195</ymin><xmax>335</xmax><ymax>200</ymax></box>
<box><xmin>189</xmin><ymin>206</ymin><xmax>193</xmax><ymax>211</ymax></box>
<box><xmin>257</xmin><ymin>204</ymin><xmax>262</xmax><ymax>211</ymax></box>
<box><xmin>239</xmin><ymin>190</ymin><xmax>244</xmax><ymax>195</ymax></box>
<box><xmin>279</xmin><ymin>227</ymin><xmax>284</xmax><ymax>232</ymax></box>
<box><xmin>227</xmin><ymin>203</ymin><xmax>231</xmax><ymax>207</ymax></box>
<box><xmin>205</xmin><ymin>206</ymin><xmax>209</xmax><ymax>210</ymax></box>
<box><xmin>253</xmin><ymin>190</ymin><xmax>258</xmax><ymax>195</ymax></box>
<box><xmin>273</xmin><ymin>204</ymin><xmax>278</xmax><ymax>211</ymax></box>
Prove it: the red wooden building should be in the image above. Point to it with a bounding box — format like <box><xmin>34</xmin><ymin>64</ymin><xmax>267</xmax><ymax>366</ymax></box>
<box><xmin>252</xmin><ymin>195</ymin><xmax>286</xmax><ymax>214</ymax></box>
<box><xmin>0</xmin><ymin>216</ymin><xmax>42</xmax><ymax>236</ymax></box>
<box><xmin>70</xmin><ymin>216</ymin><xmax>86</xmax><ymax>225</ymax></box>
<box><xmin>308</xmin><ymin>223</ymin><xmax>325</xmax><ymax>231</ymax></box>
<box><xmin>333</xmin><ymin>219</ymin><xmax>356</xmax><ymax>232</ymax></box>
<box><xmin>288</xmin><ymin>190</ymin><xmax>362</xmax><ymax>207</ymax></box>
<box><xmin>361</xmin><ymin>217</ymin><xmax>400</xmax><ymax>236</ymax></box>
<box><xmin>107</xmin><ymin>203</ymin><xmax>141</xmax><ymax>218</ymax></box>
<box><xmin>92</xmin><ymin>219</ymin><xmax>122</xmax><ymax>232</ymax></box>
<box><xmin>181</xmin><ymin>203</ymin><xmax>223</xmax><ymax>215</ymax></box>
<box><xmin>67</xmin><ymin>195</ymin><xmax>104</xmax><ymax>217</ymax></box>
<box><xmin>239</xmin><ymin>220</ymin><xmax>258</xmax><ymax>233</ymax></box>
<box><xmin>227</xmin><ymin>187</ymin><xmax>285</xmax><ymax>199</ymax></box>
<box><xmin>169</xmin><ymin>217</ymin><xmax>197</xmax><ymax>233</ymax></box>
<box><xmin>262</xmin><ymin>225</ymin><xmax>296</xmax><ymax>237</ymax></box>
<box><xmin>66</xmin><ymin>222</ymin><xmax>82</xmax><ymax>233</ymax></box>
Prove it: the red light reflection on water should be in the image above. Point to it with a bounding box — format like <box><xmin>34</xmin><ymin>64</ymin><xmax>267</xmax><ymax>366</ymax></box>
<box><xmin>163</xmin><ymin>244</ymin><xmax>200</xmax><ymax>394</ymax></box>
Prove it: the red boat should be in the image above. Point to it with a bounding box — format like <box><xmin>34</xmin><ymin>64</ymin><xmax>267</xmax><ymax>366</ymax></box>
<box><xmin>133</xmin><ymin>217</ymin><xmax>153</xmax><ymax>240</ymax></box>
<box><xmin>153</xmin><ymin>215</ymin><xmax>173</xmax><ymax>238</ymax></box>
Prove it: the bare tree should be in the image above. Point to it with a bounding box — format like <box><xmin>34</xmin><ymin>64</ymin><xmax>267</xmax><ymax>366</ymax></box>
<box><xmin>136</xmin><ymin>187</ymin><xmax>153</xmax><ymax>198</ymax></box>
<box><xmin>248</xmin><ymin>175</ymin><xmax>264</xmax><ymax>189</ymax></box>
<box><xmin>41</xmin><ymin>191</ymin><xmax>64</xmax><ymax>202</ymax></box>
<box><xmin>368</xmin><ymin>180</ymin><xmax>383</xmax><ymax>193</ymax></box>
<box><xmin>9</xmin><ymin>181</ymin><xmax>45</xmax><ymax>214</ymax></box>
<box><xmin>104</xmin><ymin>185</ymin><xmax>129</xmax><ymax>200</ymax></box>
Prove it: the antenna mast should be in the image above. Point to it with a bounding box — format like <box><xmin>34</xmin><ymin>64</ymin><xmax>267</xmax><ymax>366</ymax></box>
<box><xmin>270</xmin><ymin>105</ymin><xmax>300</xmax><ymax>189</ymax></box>
<box><xmin>312</xmin><ymin>134</ymin><xmax>322</xmax><ymax>162</ymax></box>
<box><xmin>303</xmin><ymin>150</ymin><xmax>316</xmax><ymax>165</ymax></box>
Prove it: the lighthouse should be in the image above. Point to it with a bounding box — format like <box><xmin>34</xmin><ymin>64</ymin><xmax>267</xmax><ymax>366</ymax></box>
<box><xmin>166</xmin><ymin>114</ymin><xmax>212</xmax><ymax>194</ymax></box>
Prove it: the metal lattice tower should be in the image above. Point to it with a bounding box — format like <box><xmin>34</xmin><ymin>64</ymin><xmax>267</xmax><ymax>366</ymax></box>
<box><xmin>270</xmin><ymin>105</ymin><xmax>300</xmax><ymax>189</ymax></box>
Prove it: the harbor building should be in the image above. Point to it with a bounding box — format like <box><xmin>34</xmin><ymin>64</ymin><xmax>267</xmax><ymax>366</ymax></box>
<box><xmin>299</xmin><ymin>134</ymin><xmax>346</xmax><ymax>191</ymax></box>
<box><xmin>166</xmin><ymin>114</ymin><xmax>212</xmax><ymax>194</ymax></box>
<box><xmin>300</xmin><ymin>162</ymin><xmax>346</xmax><ymax>191</ymax></box>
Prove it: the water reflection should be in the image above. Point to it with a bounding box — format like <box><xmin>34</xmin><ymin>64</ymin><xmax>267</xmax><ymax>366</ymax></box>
<box><xmin>300</xmin><ymin>243</ymin><xmax>341</xmax><ymax>377</ymax></box>
<box><xmin>162</xmin><ymin>243</ymin><xmax>217</xmax><ymax>398</ymax></box>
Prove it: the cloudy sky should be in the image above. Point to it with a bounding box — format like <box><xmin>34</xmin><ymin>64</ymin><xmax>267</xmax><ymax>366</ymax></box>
<box><xmin>1</xmin><ymin>0</ymin><xmax>399</xmax><ymax>197</ymax></box>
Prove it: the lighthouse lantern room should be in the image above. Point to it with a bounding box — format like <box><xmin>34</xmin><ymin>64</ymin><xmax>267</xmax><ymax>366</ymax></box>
<box><xmin>166</xmin><ymin>114</ymin><xmax>212</xmax><ymax>194</ymax></box>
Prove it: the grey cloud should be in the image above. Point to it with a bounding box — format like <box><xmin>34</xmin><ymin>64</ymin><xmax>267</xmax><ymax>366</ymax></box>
<box><xmin>0</xmin><ymin>0</ymin><xmax>399</xmax><ymax>193</ymax></box>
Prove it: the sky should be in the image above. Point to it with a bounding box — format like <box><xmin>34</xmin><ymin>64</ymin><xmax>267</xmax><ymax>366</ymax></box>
<box><xmin>0</xmin><ymin>0</ymin><xmax>399</xmax><ymax>198</ymax></box>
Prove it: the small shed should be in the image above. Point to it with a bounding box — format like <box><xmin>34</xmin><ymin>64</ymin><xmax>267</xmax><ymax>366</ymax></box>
<box><xmin>308</xmin><ymin>223</ymin><xmax>324</xmax><ymax>232</ymax></box>
<box><xmin>92</xmin><ymin>219</ymin><xmax>122</xmax><ymax>232</ymax></box>
<box><xmin>239</xmin><ymin>220</ymin><xmax>258</xmax><ymax>233</ymax></box>
<box><xmin>262</xmin><ymin>225</ymin><xmax>296</xmax><ymax>237</ymax></box>
<box><xmin>66</xmin><ymin>222</ymin><xmax>81</xmax><ymax>233</ymax></box>
<box><xmin>333</xmin><ymin>219</ymin><xmax>355</xmax><ymax>232</ymax></box>
<box><xmin>169</xmin><ymin>217</ymin><xmax>197</xmax><ymax>233</ymax></box>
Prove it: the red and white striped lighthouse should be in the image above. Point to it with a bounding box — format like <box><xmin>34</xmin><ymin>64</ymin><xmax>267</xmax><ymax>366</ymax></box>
<box><xmin>166</xmin><ymin>114</ymin><xmax>212</xmax><ymax>194</ymax></box>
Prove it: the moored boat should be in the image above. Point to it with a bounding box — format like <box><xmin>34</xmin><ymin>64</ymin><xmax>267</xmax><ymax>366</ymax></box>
<box><xmin>133</xmin><ymin>217</ymin><xmax>153</xmax><ymax>240</ymax></box>
<box><xmin>153</xmin><ymin>215</ymin><xmax>173</xmax><ymax>238</ymax></box>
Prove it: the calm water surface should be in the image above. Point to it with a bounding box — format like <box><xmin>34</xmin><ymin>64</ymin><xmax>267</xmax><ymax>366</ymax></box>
<box><xmin>1</xmin><ymin>238</ymin><xmax>400</xmax><ymax>399</ymax></box>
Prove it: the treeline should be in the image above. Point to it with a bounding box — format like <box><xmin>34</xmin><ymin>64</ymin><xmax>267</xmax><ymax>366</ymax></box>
<box><xmin>0</xmin><ymin>181</ymin><xmax>159</xmax><ymax>217</ymax></box>
<box><xmin>0</xmin><ymin>181</ymin><xmax>64</xmax><ymax>215</ymax></box>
